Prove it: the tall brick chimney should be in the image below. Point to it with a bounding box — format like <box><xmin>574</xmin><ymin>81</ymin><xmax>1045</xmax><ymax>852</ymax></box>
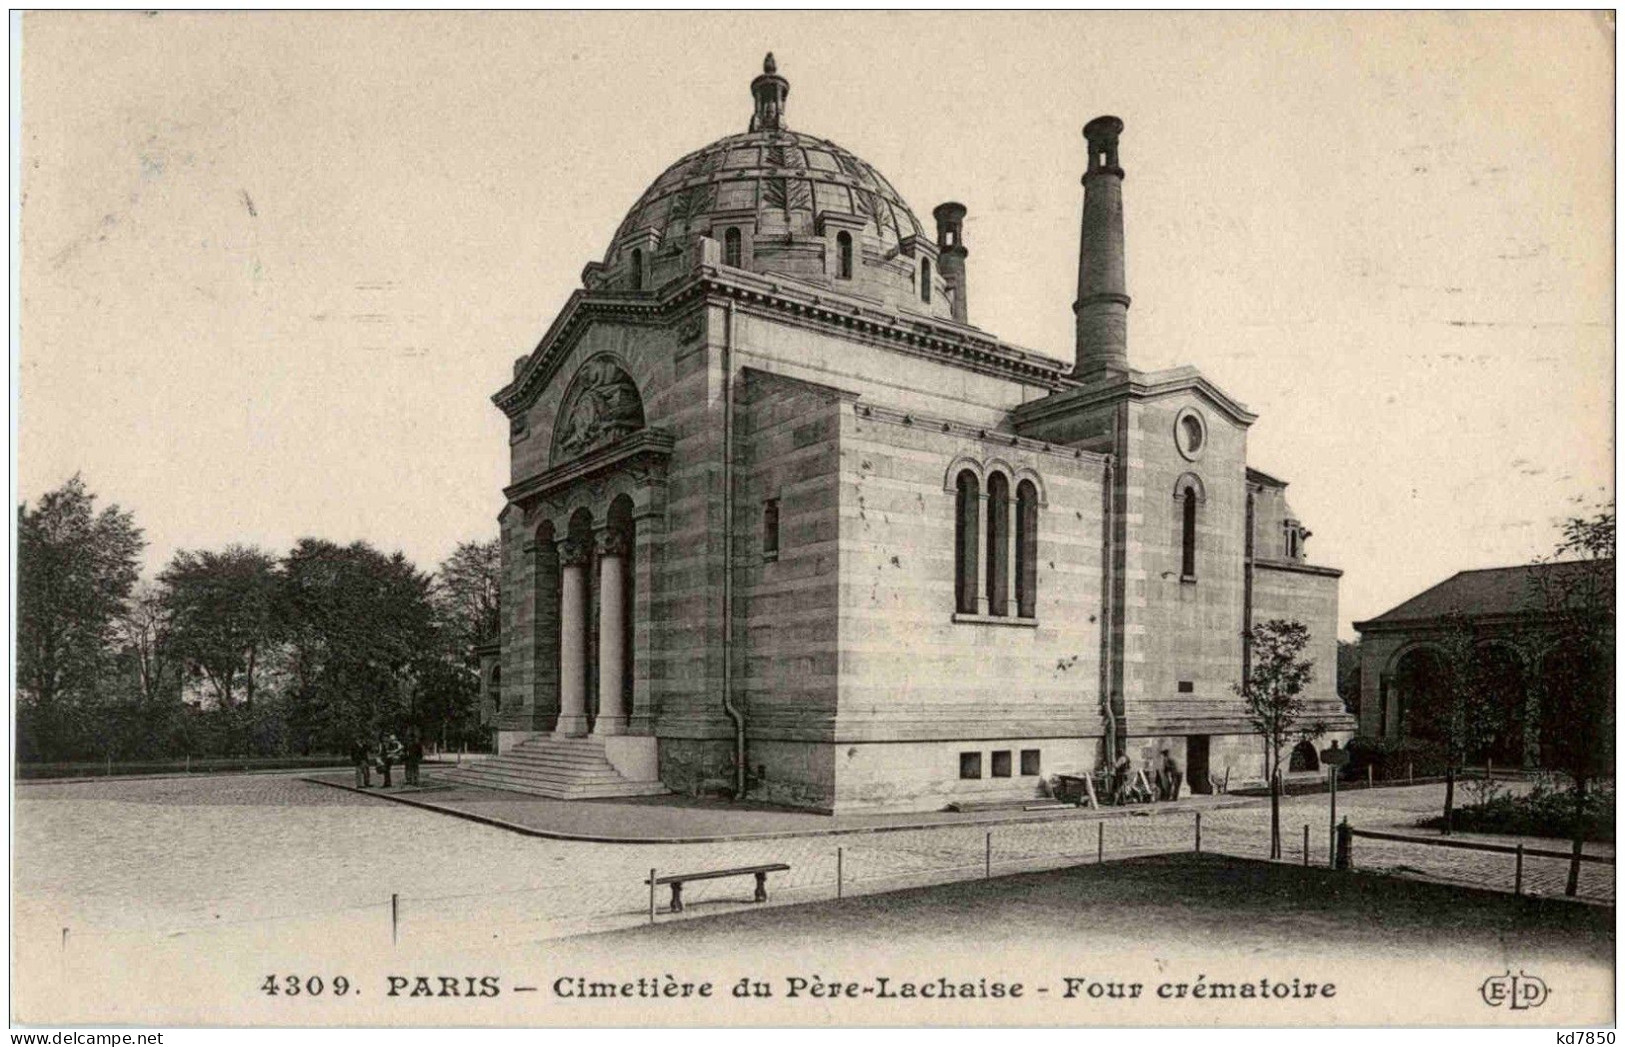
<box><xmin>1073</xmin><ymin>115</ymin><xmax>1130</xmax><ymax>378</ymax></box>
<box><xmin>933</xmin><ymin>201</ymin><xmax>969</xmax><ymax>323</ymax></box>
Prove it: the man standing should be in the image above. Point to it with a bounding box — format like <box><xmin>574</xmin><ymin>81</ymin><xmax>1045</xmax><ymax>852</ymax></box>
<box><xmin>350</xmin><ymin>737</ymin><xmax>372</xmax><ymax>788</ymax></box>
<box><xmin>404</xmin><ymin>730</ymin><xmax>423</xmax><ymax>787</ymax></box>
<box><xmin>1161</xmin><ymin>749</ymin><xmax>1183</xmax><ymax>802</ymax></box>
<box><xmin>380</xmin><ymin>732</ymin><xmax>404</xmax><ymax>788</ymax></box>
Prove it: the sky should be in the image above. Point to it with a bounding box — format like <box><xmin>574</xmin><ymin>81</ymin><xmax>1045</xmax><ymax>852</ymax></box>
<box><xmin>17</xmin><ymin>11</ymin><xmax>1615</xmax><ymax>637</ymax></box>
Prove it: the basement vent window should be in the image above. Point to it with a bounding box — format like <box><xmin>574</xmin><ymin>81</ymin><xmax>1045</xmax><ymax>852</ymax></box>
<box><xmin>959</xmin><ymin>752</ymin><xmax>982</xmax><ymax>780</ymax></box>
<box><xmin>1178</xmin><ymin>681</ymin><xmax>1195</xmax><ymax>693</ymax></box>
<box><xmin>1020</xmin><ymin>749</ymin><xmax>1041</xmax><ymax>776</ymax></box>
<box><xmin>991</xmin><ymin>750</ymin><xmax>1012</xmax><ymax>778</ymax></box>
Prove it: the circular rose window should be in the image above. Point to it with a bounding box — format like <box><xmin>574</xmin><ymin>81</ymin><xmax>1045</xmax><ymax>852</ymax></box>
<box><xmin>1175</xmin><ymin>407</ymin><xmax>1207</xmax><ymax>461</ymax></box>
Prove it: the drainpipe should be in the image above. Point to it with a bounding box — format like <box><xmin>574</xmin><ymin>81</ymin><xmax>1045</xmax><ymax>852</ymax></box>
<box><xmin>1099</xmin><ymin>453</ymin><xmax>1116</xmax><ymax>767</ymax></box>
<box><xmin>721</xmin><ymin>299</ymin><xmax>747</xmax><ymax>798</ymax></box>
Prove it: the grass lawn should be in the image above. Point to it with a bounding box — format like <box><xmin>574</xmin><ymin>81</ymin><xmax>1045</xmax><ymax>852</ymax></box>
<box><xmin>592</xmin><ymin>852</ymin><xmax>1611</xmax><ymax>961</ymax></box>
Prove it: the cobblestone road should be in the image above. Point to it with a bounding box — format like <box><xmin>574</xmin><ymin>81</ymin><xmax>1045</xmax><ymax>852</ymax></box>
<box><xmin>14</xmin><ymin>774</ymin><xmax>1612</xmax><ymax>961</ymax></box>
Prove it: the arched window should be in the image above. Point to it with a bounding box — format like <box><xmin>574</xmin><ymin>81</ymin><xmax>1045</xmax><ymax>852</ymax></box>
<box><xmin>1016</xmin><ymin>480</ymin><xmax>1038</xmax><ymax>618</ymax></box>
<box><xmin>629</xmin><ymin>249</ymin><xmax>643</xmax><ymax>291</ymax></box>
<box><xmin>920</xmin><ymin>258</ymin><xmax>932</xmax><ymax>303</ymax></box>
<box><xmin>986</xmin><ymin>472</ymin><xmax>1010</xmax><ymax>616</ymax></box>
<box><xmin>837</xmin><ymin>231</ymin><xmax>853</xmax><ymax>279</ymax></box>
<box><xmin>724</xmin><ymin>227</ymin><xmax>742</xmax><ymax>268</ymax></box>
<box><xmin>954</xmin><ymin>470</ymin><xmax>979</xmax><ymax>614</ymax></box>
<box><xmin>1181</xmin><ymin>487</ymin><xmax>1198</xmax><ymax>578</ymax></box>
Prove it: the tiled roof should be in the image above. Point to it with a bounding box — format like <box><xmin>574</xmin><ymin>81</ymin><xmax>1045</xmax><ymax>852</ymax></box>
<box><xmin>1355</xmin><ymin>560</ymin><xmax>1614</xmax><ymax>627</ymax></box>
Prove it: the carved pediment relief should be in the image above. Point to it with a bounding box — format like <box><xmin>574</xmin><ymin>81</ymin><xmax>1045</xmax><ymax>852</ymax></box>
<box><xmin>551</xmin><ymin>356</ymin><xmax>646</xmax><ymax>465</ymax></box>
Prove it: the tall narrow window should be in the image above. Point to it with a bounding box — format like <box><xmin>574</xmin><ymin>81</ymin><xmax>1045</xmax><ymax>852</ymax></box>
<box><xmin>920</xmin><ymin>258</ymin><xmax>932</xmax><ymax>303</ymax></box>
<box><xmin>724</xmin><ymin>227</ymin><xmax>742</xmax><ymax>267</ymax></box>
<box><xmin>1181</xmin><ymin>487</ymin><xmax>1198</xmax><ymax>578</ymax></box>
<box><xmin>629</xmin><ymin>249</ymin><xmax>643</xmax><ymax>291</ymax></box>
<box><xmin>762</xmin><ymin>498</ymin><xmax>780</xmax><ymax>561</ymax></box>
<box><xmin>837</xmin><ymin>231</ymin><xmax>853</xmax><ymax>279</ymax></box>
<box><xmin>954</xmin><ymin>470</ymin><xmax>979</xmax><ymax>614</ymax></box>
<box><xmin>986</xmin><ymin>472</ymin><xmax>1010</xmax><ymax>616</ymax></box>
<box><xmin>1016</xmin><ymin>479</ymin><xmax>1038</xmax><ymax>618</ymax></box>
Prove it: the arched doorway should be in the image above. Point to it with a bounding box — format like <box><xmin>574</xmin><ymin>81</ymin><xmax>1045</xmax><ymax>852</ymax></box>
<box><xmin>1474</xmin><ymin>642</ymin><xmax>1527</xmax><ymax>766</ymax></box>
<box><xmin>1392</xmin><ymin>646</ymin><xmax>1449</xmax><ymax>744</ymax></box>
<box><xmin>1288</xmin><ymin>740</ymin><xmax>1319</xmax><ymax>772</ymax></box>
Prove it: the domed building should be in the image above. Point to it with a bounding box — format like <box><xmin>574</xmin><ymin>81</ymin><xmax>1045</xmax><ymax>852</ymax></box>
<box><xmin>458</xmin><ymin>56</ymin><xmax>1354</xmax><ymax>812</ymax></box>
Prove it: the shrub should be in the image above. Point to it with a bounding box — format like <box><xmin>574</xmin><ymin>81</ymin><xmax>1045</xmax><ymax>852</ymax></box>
<box><xmin>1415</xmin><ymin>780</ymin><xmax>1615</xmax><ymax>842</ymax></box>
<box><xmin>1343</xmin><ymin>735</ymin><xmax>1449</xmax><ymax>782</ymax></box>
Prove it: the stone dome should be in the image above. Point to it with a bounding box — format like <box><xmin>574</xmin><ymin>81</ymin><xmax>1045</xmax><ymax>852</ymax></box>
<box><xmin>594</xmin><ymin>55</ymin><xmax>956</xmax><ymax>321</ymax></box>
<box><xmin>605</xmin><ymin>128</ymin><xmax>927</xmax><ymax>262</ymax></box>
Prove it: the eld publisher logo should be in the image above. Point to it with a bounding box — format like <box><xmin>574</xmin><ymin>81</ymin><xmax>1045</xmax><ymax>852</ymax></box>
<box><xmin>1480</xmin><ymin>970</ymin><xmax>1549</xmax><ymax>1010</ymax></box>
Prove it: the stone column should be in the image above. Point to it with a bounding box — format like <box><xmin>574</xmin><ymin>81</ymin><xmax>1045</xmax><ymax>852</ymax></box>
<box><xmin>975</xmin><ymin>492</ymin><xmax>990</xmax><ymax>614</ymax></box>
<box><xmin>594</xmin><ymin>528</ymin><xmax>630</xmax><ymax>736</ymax></box>
<box><xmin>555</xmin><ymin>536</ymin><xmax>592</xmax><ymax>738</ymax></box>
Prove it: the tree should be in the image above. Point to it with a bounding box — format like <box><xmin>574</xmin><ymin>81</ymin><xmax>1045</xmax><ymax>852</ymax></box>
<box><xmin>1529</xmin><ymin>503</ymin><xmax>1614</xmax><ymax>891</ymax></box>
<box><xmin>17</xmin><ymin>475</ymin><xmax>145</xmax><ymax>760</ymax></box>
<box><xmin>434</xmin><ymin>539</ymin><xmax>501</xmax><ymax>653</ymax></box>
<box><xmin>1408</xmin><ymin>612</ymin><xmax>1501</xmax><ymax>833</ymax></box>
<box><xmin>159</xmin><ymin>546</ymin><xmax>281</xmax><ymax>713</ymax></box>
<box><xmin>277</xmin><ymin>538</ymin><xmax>438</xmax><ymax>752</ymax></box>
<box><xmin>424</xmin><ymin>539</ymin><xmax>501</xmax><ymax>750</ymax></box>
<box><xmin>1236</xmin><ymin>619</ymin><xmax>1322</xmax><ymax>859</ymax></box>
<box><xmin>1336</xmin><ymin>639</ymin><xmax>1361</xmax><ymax>718</ymax></box>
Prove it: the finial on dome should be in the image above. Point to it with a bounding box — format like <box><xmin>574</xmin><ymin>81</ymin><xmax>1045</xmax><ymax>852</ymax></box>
<box><xmin>750</xmin><ymin>52</ymin><xmax>790</xmax><ymax>132</ymax></box>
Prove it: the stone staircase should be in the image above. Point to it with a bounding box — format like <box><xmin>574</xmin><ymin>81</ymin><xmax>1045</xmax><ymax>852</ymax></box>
<box><xmin>436</xmin><ymin>735</ymin><xmax>667</xmax><ymax>800</ymax></box>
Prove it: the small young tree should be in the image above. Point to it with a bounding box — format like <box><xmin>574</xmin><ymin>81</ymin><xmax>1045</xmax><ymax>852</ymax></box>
<box><xmin>1409</xmin><ymin>611</ymin><xmax>1502</xmax><ymax>834</ymax></box>
<box><xmin>1236</xmin><ymin>619</ymin><xmax>1321</xmax><ymax>859</ymax></box>
<box><xmin>1529</xmin><ymin>503</ymin><xmax>1614</xmax><ymax>891</ymax></box>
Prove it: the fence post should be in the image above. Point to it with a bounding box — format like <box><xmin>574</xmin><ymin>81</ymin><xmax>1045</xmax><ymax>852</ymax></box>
<box><xmin>185</xmin><ymin>754</ymin><xmax>190</xmax><ymax>775</ymax></box>
<box><xmin>1303</xmin><ymin>824</ymin><xmax>1309</xmax><ymax>867</ymax></box>
<box><xmin>390</xmin><ymin>893</ymin><xmax>399</xmax><ymax>946</ymax></box>
<box><xmin>836</xmin><ymin>848</ymin><xmax>843</xmax><ymax>899</ymax></box>
<box><xmin>1097</xmin><ymin>820</ymin><xmax>1104</xmax><ymax>863</ymax></box>
<box><xmin>1407</xmin><ymin>761</ymin><xmax>1413</xmax><ymax>783</ymax></box>
<box><xmin>985</xmin><ymin>832</ymin><xmax>992</xmax><ymax>878</ymax></box>
<box><xmin>1567</xmin><ymin>838</ymin><xmax>1582</xmax><ymax>897</ymax></box>
<box><xmin>1334</xmin><ymin>818</ymin><xmax>1352</xmax><ymax>871</ymax></box>
<box><xmin>1514</xmin><ymin>845</ymin><xmax>1524</xmax><ymax>897</ymax></box>
<box><xmin>1367</xmin><ymin>766</ymin><xmax>1373</xmax><ymax>790</ymax></box>
<box><xmin>649</xmin><ymin>868</ymin><xmax>657</xmax><ymax>923</ymax></box>
<box><xmin>1194</xmin><ymin>812</ymin><xmax>1202</xmax><ymax>854</ymax></box>
<box><xmin>60</xmin><ymin>927</ymin><xmax>68</xmax><ymax>988</ymax></box>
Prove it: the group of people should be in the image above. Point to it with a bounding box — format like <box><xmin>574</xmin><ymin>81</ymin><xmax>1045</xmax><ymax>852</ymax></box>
<box><xmin>1108</xmin><ymin>748</ymin><xmax>1184</xmax><ymax>805</ymax></box>
<box><xmin>349</xmin><ymin>731</ymin><xmax>425</xmax><ymax>789</ymax></box>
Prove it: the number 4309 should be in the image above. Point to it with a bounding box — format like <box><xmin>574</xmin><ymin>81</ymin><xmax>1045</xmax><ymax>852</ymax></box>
<box><xmin>261</xmin><ymin>975</ymin><xmax>351</xmax><ymax>996</ymax></box>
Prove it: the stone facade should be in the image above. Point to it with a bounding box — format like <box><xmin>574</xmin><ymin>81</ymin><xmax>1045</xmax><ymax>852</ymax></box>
<box><xmin>483</xmin><ymin>56</ymin><xmax>1354</xmax><ymax>813</ymax></box>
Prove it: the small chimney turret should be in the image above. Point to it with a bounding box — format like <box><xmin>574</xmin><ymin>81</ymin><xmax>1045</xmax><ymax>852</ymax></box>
<box><xmin>933</xmin><ymin>201</ymin><xmax>969</xmax><ymax>323</ymax></box>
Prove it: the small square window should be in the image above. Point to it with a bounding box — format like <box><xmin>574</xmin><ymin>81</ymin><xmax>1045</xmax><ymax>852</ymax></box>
<box><xmin>1020</xmin><ymin>749</ymin><xmax>1041</xmax><ymax>776</ymax></box>
<box><xmin>991</xmin><ymin>750</ymin><xmax>1012</xmax><ymax>778</ymax></box>
<box><xmin>959</xmin><ymin>752</ymin><xmax>982</xmax><ymax>780</ymax></box>
<box><xmin>1177</xmin><ymin>680</ymin><xmax>1194</xmax><ymax>693</ymax></box>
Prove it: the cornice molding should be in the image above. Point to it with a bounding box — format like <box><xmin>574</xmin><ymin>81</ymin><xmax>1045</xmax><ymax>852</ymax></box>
<box><xmin>1253</xmin><ymin>559</ymin><xmax>1344</xmax><ymax>579</ymax></box>
<box><xmin>492</xmin><ymin>269</ymin><xmax>1076</xmax><ymax>419</ymax></box>
<box><xmin>502</xmin><ymin>428</ymin><xmax>675</xmax><ymax>509</ymax></box>
<box><xmin>1013</xmin><ymin>365</ymin><xmax>1260</xmax><ymax>430</ymax></box>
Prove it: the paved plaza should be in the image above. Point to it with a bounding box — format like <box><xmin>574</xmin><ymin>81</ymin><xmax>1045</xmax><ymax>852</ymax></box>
<box><xmin>11</xmin><ymin>772</ymin><xmax>1613</xmax><ymax>1024</ymax></box>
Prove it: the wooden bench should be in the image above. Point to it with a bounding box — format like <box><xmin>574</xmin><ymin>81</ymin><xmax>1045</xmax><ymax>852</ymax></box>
<box><xmin>645</xmin><ymin>863</ymin><xmax>790</xmax><ymax>913</ymax></box>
